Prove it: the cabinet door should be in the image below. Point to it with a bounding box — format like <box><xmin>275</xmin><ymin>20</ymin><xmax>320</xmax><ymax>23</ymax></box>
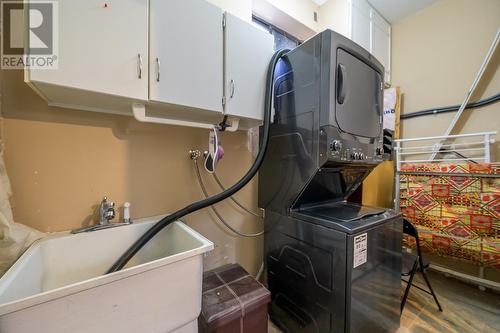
<box><xmin>150</xmin><ymin>0</ymin><xmax>223</xmax><ymax>113</ymax></box>
<box><xmin>371</xmin><ymin>10</ymin><xmax>391</xmax><ymax>84</ymax></box>
<box><xmin>350</xmin><ymin>0</ymin><xmax>371</xmax><ymax>52</ymax></box>
<box><xmin>27</xmin><ymin>0</ymin><xmax>148</xmax><ymax>100</ymax></box>
<box><xmin>224</xmin><ymin>13</ymin><xmax>274</xmax><ymax>121</ymax></box>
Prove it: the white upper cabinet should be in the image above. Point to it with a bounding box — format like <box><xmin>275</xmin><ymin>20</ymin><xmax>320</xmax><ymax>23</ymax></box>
<box><xmin>27</xmin><ymin>0</ymin><xmax>148</xmax><ymax>101</ymax></box>
<box><xmin>24</xmin><ymin>0</ymin><xmax>274</xmax><ymax>128</ymax></box>
<box><xmin>149</xmin><ymin>0</ymin><xmax>223</xmax><ymax>114</ymax></box>
<box><xmin>350</xmin><ymin>0</ymin><xmax>391</xmax><ymax>85</ymax></box>
<box><xmin>224</xmin><ymin>13</ymin><xmax>274</xmax><ymax>122</ymax></box>
<box><xmin>322</xmin><ymin>0</ymin><xmax>391</xmax><ymax>85</ymax></box>
<box><xmin>371</xmin><ymin>10</ymin><xmax>391</xmax><ymax>84</ymax></box>
<box><xmin>350</xmin><ymin>0</ymin><xmax>371</xmax><ymax>52</ymax></box>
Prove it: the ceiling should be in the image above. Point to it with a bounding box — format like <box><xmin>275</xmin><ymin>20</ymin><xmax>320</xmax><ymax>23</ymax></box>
<box><xmin>367</xmin><ymin>0</ymin><xmax>440</xmax><ymax>23</ymax></box>
<box><xmin>311</xmin><ymin>0</ymin><xmax>440</xmax><ymax>23</ymax></box>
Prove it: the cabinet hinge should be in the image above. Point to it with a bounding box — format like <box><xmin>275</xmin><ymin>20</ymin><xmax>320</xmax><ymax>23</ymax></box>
<box><xmin>222</xmin><ymin>96</ymin><xmax>227</xmax><ymax>106</ymax></box>
<box><xmin>222</xmin><ymin>14</ymin><xmax>226</xmax><ymax>29</ymax></box>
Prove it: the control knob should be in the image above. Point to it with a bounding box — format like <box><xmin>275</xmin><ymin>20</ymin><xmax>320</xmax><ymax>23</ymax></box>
<box><xmin>359</xmin><ymin>153</ymin><xmax>365</xmax><ymax>160</ymax></box>
<box><xmin>330</xmin><ymin>140</ymin><xmax>342</xmax><ymax>152</ymax></box>
<box><xmin>376</xmin><ymin>147</ymin><xmax>383</xmax><ymax>155</ymax></box>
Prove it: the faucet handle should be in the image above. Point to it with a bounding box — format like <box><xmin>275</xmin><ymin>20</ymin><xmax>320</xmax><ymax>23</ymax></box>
<box><xmin>105</xmin><ymin>206</ymin><xmax>116</xmax><ymax>221</ymax></box>
<box><xmin>101</xmin><ymin>196</ymin><xmax>115</xmax><ymax>208</ymax></box>
<box><xmin>123</xmin><ymin>202</ymin><xmax>132</xmax><ymax>224</ymax></box>
<box><xmin>96</xmin><ymin>196</ymin><xmax>117</xmax><ymax>225</ymax></box>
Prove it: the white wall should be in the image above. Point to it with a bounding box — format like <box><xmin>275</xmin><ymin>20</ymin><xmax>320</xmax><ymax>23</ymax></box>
<box><xmin>252</xmin><ymin>0</ymin><xmax>319</xmax><ymax>41</ymax></box>
<box><xmin>207</xmin><ymin>0</ymin><xmax>252</xmax><ymax>21</ymax></box>
<box><xmin>265</xmin><ymin>0</ymin><xmax>320</xmax><ymax>31</ymax></box>
<box><xmin>317</xmin><ymin>0</ymin><xmax>350</xmax><ymax>37</ymax></box>
<box><xmin>208</xmin><ymin>0</ymin><xmax>320</xmax><ymax>30</ymax></box>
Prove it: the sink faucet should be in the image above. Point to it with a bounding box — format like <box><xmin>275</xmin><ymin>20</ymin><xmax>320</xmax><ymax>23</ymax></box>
<box><xmin>71</xmin><ymin>196</ymin><xmax>132</xmax><ymax>234</ymax></box>
<box><xmin>99</xmin><ymin>197</ymin><xmax>116</xmax><ymax>225</ymax></box>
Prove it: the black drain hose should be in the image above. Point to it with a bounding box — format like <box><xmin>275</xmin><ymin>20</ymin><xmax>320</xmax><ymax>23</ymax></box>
<box><xmin>401</xmin><ymin>93</ymin><xmax>500</xmax><ymax>120</ymax></box>
<box><xmin>106</xmin><ymin>49</ymin><xmax>289</xmax><ymax>273</ymax></box>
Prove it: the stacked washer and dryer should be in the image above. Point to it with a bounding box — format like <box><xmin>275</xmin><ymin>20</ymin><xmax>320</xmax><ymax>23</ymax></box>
<box><xmin>259</xmin><ymin>30</ymin><xmax>402</xmax><ymax>333</ymax></box>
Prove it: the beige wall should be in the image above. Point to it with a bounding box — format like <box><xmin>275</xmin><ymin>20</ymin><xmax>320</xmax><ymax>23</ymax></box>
<box><xmin>392</xmin><ymin>0</ymin><xmax>500</xmax><ymax>159</ymax></box>
<box><xmin>1</xmin><ymin>69</ymin><xmax>263</xmax><ymax>274</ymax></box>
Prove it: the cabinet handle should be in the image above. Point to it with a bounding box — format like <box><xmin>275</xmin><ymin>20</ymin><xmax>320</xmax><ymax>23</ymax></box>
<box><xmin>137</xmin><ymin>54</ymin><xmax>142</xmax><ymax>79</ymax></box>
<box><xmin>230</xmin><ymin>79</ymin><xmax>235</xmax><ymax>98</ymax></box>
<box><xmin>156</xmin><ymin>58</ymin><xmax>161</xmax><ymax>82</ymax></box>
<box><xmin>337</xmin><ymin>64</ymin><xmax>346</xmax><ymax>104</ymax></box>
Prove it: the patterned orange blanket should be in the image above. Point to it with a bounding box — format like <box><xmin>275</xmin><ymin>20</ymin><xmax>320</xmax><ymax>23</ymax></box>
<box><xmin>399</xmin><ymin>163</ymin><xmax>499</xmax><ymax>269</ymax></box>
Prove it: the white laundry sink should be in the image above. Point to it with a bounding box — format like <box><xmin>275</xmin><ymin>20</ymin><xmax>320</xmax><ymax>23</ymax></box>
<box><xmin>0</xmin><ymin>217</ymin><xmax>214</xmax><ymax>333</ymax></box>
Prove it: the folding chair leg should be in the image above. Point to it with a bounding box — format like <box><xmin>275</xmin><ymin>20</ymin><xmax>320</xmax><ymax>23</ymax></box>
<box><xmin>401</xmin><ymin>258</ymin><xmax>419</xmax><ymax>314</ymax></box>
<box><xmin>421</xmin><ymin>269</ymin><xmax>443</xmax><ymax>312</ymax></box>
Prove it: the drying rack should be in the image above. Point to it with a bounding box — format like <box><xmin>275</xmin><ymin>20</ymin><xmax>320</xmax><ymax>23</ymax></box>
<box><xmin>394</xmin><ymin>131</ymin><xmax>498</xmax><ymax>290</ymax></box>
<box><xmin>394</xmin><ymin>131</ymin><xmax>497</xmax><ymax>208</ymax></box>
